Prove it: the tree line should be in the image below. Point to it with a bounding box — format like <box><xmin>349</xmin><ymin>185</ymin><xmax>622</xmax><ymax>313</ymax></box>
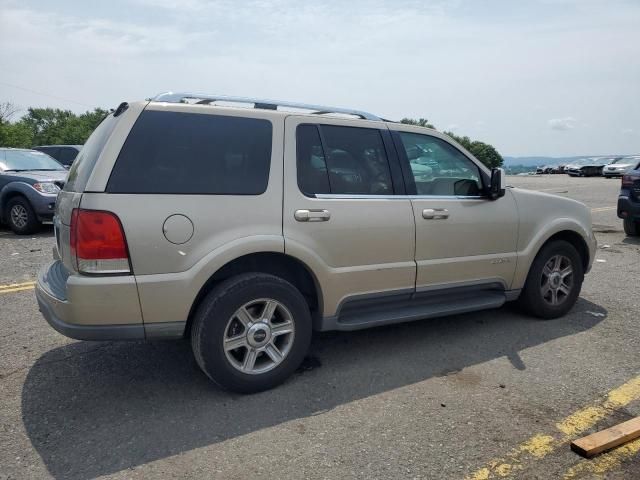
<box><xmin>0</xmin><ymin>102</ymin><xmax>503</xmax><ymax>169</ymax></box>
<box><xmin>0</xmin><ymin>102</ymin><xmax>108</xmax><ymax>149</ymax></box>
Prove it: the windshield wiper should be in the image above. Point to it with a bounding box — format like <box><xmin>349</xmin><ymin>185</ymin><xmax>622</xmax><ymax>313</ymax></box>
<box><xmin>2</xmin><ymin>169</ymin><xmax>25</xmax><ymax>172</ymax></box>
<box><xmin>24</xmin><ymin>168</ymin><xmax>62</xmax><ymax>171</ymax></box>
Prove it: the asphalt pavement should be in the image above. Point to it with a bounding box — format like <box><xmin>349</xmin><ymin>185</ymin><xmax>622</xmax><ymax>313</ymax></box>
<box><xmin>1</xmin><ymin>175</ymin><xmax>639</xmax><ymax>479</ymax></box>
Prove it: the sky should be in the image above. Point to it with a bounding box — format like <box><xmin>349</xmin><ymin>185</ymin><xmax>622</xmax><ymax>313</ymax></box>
<box><xmin>0</xmin><ymin>0</ymin><xmax>638</xmax><ymax>157</ymax></box>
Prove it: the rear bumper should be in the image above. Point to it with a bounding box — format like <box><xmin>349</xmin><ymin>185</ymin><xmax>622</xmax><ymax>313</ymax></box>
<box><xmin>618</xmin><ymin>195</ymin><xmax>640</xmax><ymax>220</ymax></box>
<box><xmin>35</xmin><ymin>260</ymin><xmax>145</xmax><ymax>341</ymax></box>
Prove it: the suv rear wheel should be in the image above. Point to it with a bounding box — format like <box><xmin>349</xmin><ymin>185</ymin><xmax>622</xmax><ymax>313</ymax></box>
<box><xmin>623</xmin><ymin>218</ymin><xmax>640</xmax><ymax>236</ymax></box>
<box><xmin>6</xmin><ymin>197</ymin><xmax>40</xmax><ymax>235</ymax></box>
<box><xmin>518</xmin><ymin>240</ymin><xmax>584</xmax><ymax>319</ymax></box>
<box><xmin>191</xmin><ymin>273</ymin><xmax>312</xmax><ymax>393</ymax></box>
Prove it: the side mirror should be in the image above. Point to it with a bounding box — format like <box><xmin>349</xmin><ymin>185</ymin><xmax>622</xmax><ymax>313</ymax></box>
<box><xmin>489</xmin><ymin>167</ymin><xmax>506</xmax><ymax>200</ymax></box>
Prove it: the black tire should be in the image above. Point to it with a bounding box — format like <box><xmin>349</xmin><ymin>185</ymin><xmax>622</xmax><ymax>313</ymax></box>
<box><xmin>624</xmin><ymin>218</ymin><xmax>640</xmax><ymax>236</ymax></box>
<box><xmin>191</xmin><ymin>273</ymin><xmax>312</xmax><ymax>393</ymax></box>
<box><xmin>5</xmin><ymin>197</ymin><xmax>40</xmax><ymax>235</ymax></box>
<box><xmin>518</xmin><ymin>240</ymin><xmax>584</xmax><ymax>319</ymax></box>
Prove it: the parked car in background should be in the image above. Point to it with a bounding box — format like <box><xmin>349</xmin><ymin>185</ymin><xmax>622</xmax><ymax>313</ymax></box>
<box><xmin>603</xmin><ymin>157</ymin><xmax>640</xmax><ymax>178</ymax></box>
<box><xmin>566</xmin><ymin>159</ymin><xmax>606</xmax><ymax>177</ymax></box>
<box><xmin>36</xmin><ymin>93</ymin><xmax>596</xmax><ymax>393</ymax></box>
<box><xmin>618</xmin><ymin>164</ymin><xmax>640</xmax><ymax>236</ymax></box>
<box><xmin>536</xmin><ymin>165</ymin><xmax>564</xmax><ymax>174</ymax></box>
<box><xmin>33</xmin><ymin>145</ymin><xmax>82</xmax><ymax>167</ymax></box>
<box><xmin>0</xmin><ymin>148</ymin><xmax>67</xmax><ymax>234</ymax></box>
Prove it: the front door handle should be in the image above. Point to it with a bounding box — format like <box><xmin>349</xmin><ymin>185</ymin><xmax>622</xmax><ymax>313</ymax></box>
<box><xmin>294</xmin><ymin>209</ymin><xmax>331</xmax><ymax>222</ymax></box>
<box><xmin>422</xmin><ymin>208</ymin><xmax>449</xmax><ymax>220</ymax></box>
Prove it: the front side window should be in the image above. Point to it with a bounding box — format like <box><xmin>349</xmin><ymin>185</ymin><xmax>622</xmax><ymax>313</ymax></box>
<box><xmin>107</xmin><ymin>111</ymin><xmax>272</xmax><ymax>194</ymax></box>
<box><xmin>398</xmin><ymin>132</ymin><xmax>482</xmax><ymax>196</ymax></box>
<box><xmin>296</xmin><ymin>124</ymin><xmax>393</xmax><ymax>195</ymax></box>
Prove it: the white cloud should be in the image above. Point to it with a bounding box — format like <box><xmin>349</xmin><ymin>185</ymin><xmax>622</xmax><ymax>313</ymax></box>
<box><xmin>622</xmin><ymin>128</ymin><xmax>634</xmax><ymax>135</ymax></box>
<box><xmin>548</xmin><ymin>117</ymin><xmax>577</xmax><ymax>131</ymax></box>
<box><xmin>446</xmin><ymin>124</ymin><xmax>460</xmax><ymax>131</ymax></box>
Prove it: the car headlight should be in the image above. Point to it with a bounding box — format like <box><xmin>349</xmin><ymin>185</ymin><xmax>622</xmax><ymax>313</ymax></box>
<box><xmin>32</xmin><ymin>182</ymin><xmax>60</xmax><ymax>194</ymax></box>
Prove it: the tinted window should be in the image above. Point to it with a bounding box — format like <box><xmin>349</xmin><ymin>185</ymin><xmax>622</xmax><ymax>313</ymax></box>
<box><xmin>107</xmin><ymin>111</ymin><xmax>272</xmax><ymax>195</ymax></box>
<box><xmin>65</xmin><ymin>114</ymin><xmax>117</xmax><ymax>192</ymax></box>
<box><xmin>296</xmin><ymin>125</ymin><xmax>330</xmax><ymax>195</ymax></box>
<box><xmin>296</xmin><ymin>124</ymin><xmax>393</xmax><ymax>195</ymax></box>
<box><xmin>35</xmin><ymin>147</ymin><xmax>59</xmax><ymax>159</ymax></box>
<box><xmin>57</xmin><ymin>147</ymin><xmax>79</xmax><ymax>165</ymax></box>
<box><xmin>398</xmin><ymin>132</ymin><xmax>482</xmax><ymax>196</ymax></box>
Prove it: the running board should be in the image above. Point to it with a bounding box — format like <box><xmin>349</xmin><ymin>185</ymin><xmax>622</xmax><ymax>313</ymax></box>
<box><xmin>319</xmin><ymin>289</ymin><xmax>507</xmax><ymax>332</ymax></box>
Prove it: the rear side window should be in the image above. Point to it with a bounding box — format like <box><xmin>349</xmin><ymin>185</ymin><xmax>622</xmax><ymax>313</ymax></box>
<box><xmin>296</xmin><ymin>124</ymin><xmax>393</xmax><ymax>195</ymax></box>
<box><xmin>107</xmin><ymin>111</ymin><xmax>273</xmax><ymax>195</ymax></box>
<box><xmin>65</xmin><ymin>114</ymin><xmax>117</xmax><ymax>192</ymax></box>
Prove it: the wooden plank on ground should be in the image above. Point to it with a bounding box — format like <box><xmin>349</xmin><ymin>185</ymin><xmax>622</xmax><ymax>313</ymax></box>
<box><xmin>571</xmin><ymin>416</ymin><xmax>640</xmax><ymax>458</ymax></box>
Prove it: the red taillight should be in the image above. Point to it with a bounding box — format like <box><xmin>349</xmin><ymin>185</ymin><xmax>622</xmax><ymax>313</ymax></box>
<box><xmin>70</xmin><ymin>209</ymin><xmax>130</xmax><ymax>274</ymax></box>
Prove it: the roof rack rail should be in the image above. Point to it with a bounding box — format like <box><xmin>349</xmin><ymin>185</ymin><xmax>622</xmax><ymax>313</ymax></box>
<box><xmin>152</xmin><ymin>92</ymin><xmax>382</xmax><ymax>121</ymax></box>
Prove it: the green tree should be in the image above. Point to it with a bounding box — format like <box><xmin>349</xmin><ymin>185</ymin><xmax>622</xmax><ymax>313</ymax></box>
<box><xmin>400</xmin><ymin>117</ymin><xmax>435</xmax><ymax>129</ymax></box>
<box><xmin>0</xmin><ymin>101</ymin><xmax>32</xmax><ymax>147</ymax></box>
<box><xmin>0</xmin><ymin>104</ymin><xmax>108</xmax><ymax>148</ymax></box>
<box><xmin>0</xmin><ymin>121</ymin><xmax>33</xmax><ymax>148</ymax></box>
<box><xmin>444</xmin><ymin>131</ymin><xmax>503</xmax><ymax>169</ymax></box>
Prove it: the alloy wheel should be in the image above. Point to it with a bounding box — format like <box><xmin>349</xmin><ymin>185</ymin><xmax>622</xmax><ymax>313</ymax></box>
<box><xmin>540</xmin><ymin>254</ymin><xmax>573</xmax><ymax>306</ymax></box>
<box><xmin>223</xmin><ymin>298</ymin><xmax>295</xmax><ymax>375</ymax></box>
<box><xmin>10</xmin><ymin>204</ymin><xmax>28</xmax><ymax>229</ymax></box>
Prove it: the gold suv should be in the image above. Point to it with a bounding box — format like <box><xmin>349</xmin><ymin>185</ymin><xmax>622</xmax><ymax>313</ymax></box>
<box><xmin>36</xmin><ymin>93</ymin><xmax>596</xmax><ymax>393</ymax></box>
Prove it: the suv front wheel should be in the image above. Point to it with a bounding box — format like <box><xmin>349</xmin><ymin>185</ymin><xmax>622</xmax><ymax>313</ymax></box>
<box><xmin>191</xmin><ymin>273</ymin><xmax>312</xmax><ymax>393</ymax></box>
<box><xmin>623</xmin><ymin>218</ymin><xmax>640</xmax><ymax>236</ymax></box>
<box><xmin>6</xmin><ymin>197</ymin><xmax>40</xmax><ymax>235</ymax></box>
<box><xmin>518</xmin><ymin>240</ymin><xmax>584</xmax><ymax>319</ymax></box>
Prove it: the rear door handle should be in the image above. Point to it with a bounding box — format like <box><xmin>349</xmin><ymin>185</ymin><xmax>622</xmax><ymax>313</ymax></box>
<box><xmin>294</xmin><ymin>209</ymin><xmax>331</xmax><ymax>222</ymax></box>
<box><xmin>422</xmin><ymin>208</ymin><xmax>449</xmax><ymax>220</ymax></box>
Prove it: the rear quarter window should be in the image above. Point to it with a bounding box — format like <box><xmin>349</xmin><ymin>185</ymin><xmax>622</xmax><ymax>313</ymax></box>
<box><xmin>106</xmin><ymin>110</ymin><xmax>273</xmax><ymax>195</ymax></box>
<box><xmin>65</xmin><ymin>114</ymin><xmax>118</xmax><ymax>192</ymax></box>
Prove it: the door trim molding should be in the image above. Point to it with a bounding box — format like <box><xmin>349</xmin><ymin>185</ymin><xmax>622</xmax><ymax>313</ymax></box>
<box><xmin>314</xmin><ymin>194</ymin><xmax>486</xmax><ymax>200</ymax></box>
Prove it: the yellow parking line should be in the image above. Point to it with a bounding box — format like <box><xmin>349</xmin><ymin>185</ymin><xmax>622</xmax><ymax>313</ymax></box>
<box><xmin>0</xmin><ymin>281</ymin><xmax>36</xmax><ymax>290</ymax></box>
<box><xmin>591</xmin><ymin>206</ymin><xmax>617</xmax><ymax>212</ymax></box>
<box><xmin>0</xmin><ymin>285</ymin><xmax>35</xmax><ymax>294</ymax></box>
<box><xmin>465</xmin><ymin>376</ymin><xmax>640</xmax><ymax>479</ymax></box>
<box><xmin>0</xmin><ymin>281</ymin><xmax>36</xmax><ymax>294</ymax></box>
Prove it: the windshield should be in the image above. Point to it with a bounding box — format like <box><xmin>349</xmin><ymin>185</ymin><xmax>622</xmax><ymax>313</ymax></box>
<box><xmin>609</xmin><ymin>158</ymin><xmax>625</xmax><ymax>164</ymax></box>
<box><xmin>0</xmin><ymin>150</ymin><xmax>65</xmax><ymax>172</ymax></box>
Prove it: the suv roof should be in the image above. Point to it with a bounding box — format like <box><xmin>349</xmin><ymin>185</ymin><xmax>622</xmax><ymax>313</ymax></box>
<box><xmin>152</xmin><ymin>91</ymin><xmax>384</xmax><ymax>122</ymax></box>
